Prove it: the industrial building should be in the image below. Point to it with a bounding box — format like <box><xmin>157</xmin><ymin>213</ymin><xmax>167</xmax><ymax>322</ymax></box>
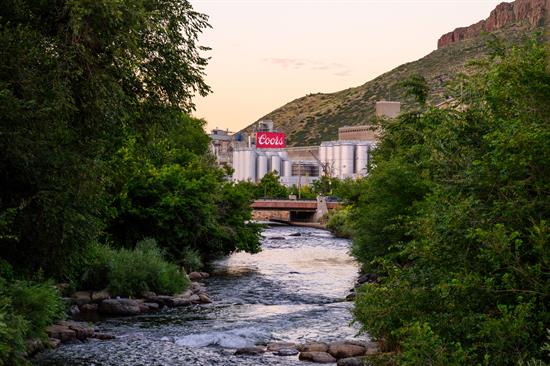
<box><xmin>211</xmin><ymin>101</ymin><xmax>400</xmax><ymax>187</ymax></box>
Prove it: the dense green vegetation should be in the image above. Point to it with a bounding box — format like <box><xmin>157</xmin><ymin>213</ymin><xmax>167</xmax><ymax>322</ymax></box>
<box><xmin>350</xmin><ymin>39</ymin><xmax>550</xmax><ymax>365</ymax></box>
<box><xmin>0</xmin><ymin>1</ymin><xmax>259</xmax><ymax>363</ymax></box>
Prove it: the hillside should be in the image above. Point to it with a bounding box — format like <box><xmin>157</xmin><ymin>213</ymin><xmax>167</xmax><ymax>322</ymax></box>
<box><xmin>241</xmin><ymin>1</ymin><xmax>546</xmax><ymax>147</ymax></box>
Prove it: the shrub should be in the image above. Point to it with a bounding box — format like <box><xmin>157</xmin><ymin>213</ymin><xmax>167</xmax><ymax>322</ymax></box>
<box><xmin>80</xmin><ymin>239</ymin><xmax>189</xmax><ymax>297</ymax></box>
<box><xmin>326</xmin><ymin>207</ymin><xmax>354</xmax><ymax>238</ymax></box>
<box><xmin>180</xmin><ymin>247</ymin><xmax>203</xmax><ymax>273</ymax></box>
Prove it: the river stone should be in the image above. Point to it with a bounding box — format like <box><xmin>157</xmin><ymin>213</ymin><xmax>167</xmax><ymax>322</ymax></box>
<box><xmin>275</xmin><ymin>348</ymin><xmax>299</xmax><ymax>356</ymax></box>
<box><xmin>69</xmin><ymin>304</ymin><xmax>80</xmax><ymax>317</ymax></box>
<box><xmin>48</xmin><ymin>338</ymin><xmax>61</xmax><ymax>349</ymax></box>
<box><xmin>93</xmin><ymin>332</ymin><xmax>116</xmax><ymax>340</ymax></box>
<box><xmin>297</xmin><ymin>342</ymin><xmax>329</xmax><ymax>352</ymax></box>
<box><xmin>234</xmin><ymin>346</ymin><xmax>265</xmax><ymax>356</ymax></box>
<box><xmin>199</xmin><ymin>294</ymin><xmax>212</xmax><ymax>303</ymax></box>
<box><xmin>271</xmin><ymin>236</ymin><xmax>286</xmax><ymax>240</ymax></box>
<box><xmin>267</xmin><ymin>342</ymin><xmax>297</xmax><ymax>352</ymax></box>
<box><xmin>171</xmin><ymin>297</ymin><xmax>192</xmax><ymax>307</ymax></box>
<box><xmin>337</xmin><ymin>356</ymin><xmax>369</xmax><ymax>366</ymax></box>
<box><xmin>299</xmin><ymin>351</ymin><xmax>336</xmax><ymax>363</ymax></box>
<box><xmin>71</xmin><ymin>291</ymin><xmax>92</xmax><ymax>306</ymax></box>
<box><xmin>59</xmin><ymin>321</ymin><xmax>94</xmax><ymax>340</ymax></box>
<box><xmin>328</xmin><ymin>342</ymin><xmax>366</xmax><ymax>359</ymax></box>
<box><xmin>46</xmin><ymin>324</ymin><xmax>77</xmax><ymax>342</ymax></box>
<box><xmin>364</xmin><ymin>341</ymin><xmax>380</xmax><ymax>354</ymax></box>
<box><xmin>189</xmin><ymin>294</ymin><xmax>201</xmax><ymax>303</ymax></box>
<box><xmin>99</xmin><ymin>298</ymin><xmax>141</xmax><ymax>316</ymax></box>
<box><xmin>91</xmin><ymin>289</ymin><xmax>110</xmax><ymax>302</ymax></box>
<box><xmin>188</xmin><ymin>272</ymin><xmax>203</xmax><ymax>281</ymax></box>
<box><xmin>141</xmin><ymin>291</ymin><xmax>157</xmax><ymax>299</ymax></box>
<box><xmin>80</xmin><ymin>303</ymin><xmax>98</xmax><ymax>312</ymax></box>
<box><xmin>289</xmin><ymin>232</ymin><xmax>302</xmax><ymax>236</ymax></box>
<box><xmin>26</xmin><ymin>339</ymin><xmax>45</xmax><ymax>356</ymax></box>
<box><xmin>199</xmin><ymin>272</ymin><xmax>210</xmax><ymax>278</ymax></box>
<box><xmin>143</xmin><ymin>302</ymin><xmax>160</xmax><ymax>311</ymax></box>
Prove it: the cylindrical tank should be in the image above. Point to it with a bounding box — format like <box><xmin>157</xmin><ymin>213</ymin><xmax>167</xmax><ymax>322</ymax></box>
<box><xmin>355</xmin><ymin>143</ymin><xmax>369</xmax><ymax>176</ymax></box>
<box><xmin>319</xmin><ymin>143</ymin><xmax>328</xmax><ymax>165</ymax></box>
<box><xmin>257</xmin><ymin>153</ymin><xmax>268</xmax><ymax>181</ymax></box>
<box><xmin>243</xmin><ymin>149</ymin><xmax>257</xmax><ymax>181</ymax></box>
<box><xmin>325</xmin><ymin>143</ymin><xmax>334</xmax><ymax>177</ymax></box>
<box><xmin>341</xmin><ymin>142</ymin><xmax>355</xmax><ymax>178</ymax></box>
<box><xmin>333</xmin><ymin>142</ymin><xmax>342</xmax><ymax>179</ymax></box>
<box><xmin>283</xmin><ymin>160</ymin><xmax>292</xmax><ymax>180</ymax></box>
<box><xmin>271</xmin><ymin>155</ymin><xmax>282</xmax><ymax>175</ymax></box>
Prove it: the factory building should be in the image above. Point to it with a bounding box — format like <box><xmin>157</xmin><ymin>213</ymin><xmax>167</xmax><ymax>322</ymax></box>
<box><xmin>214</xmin><ymin>101</ymin><xmax>400</xmax><ymax>187</ymax></box>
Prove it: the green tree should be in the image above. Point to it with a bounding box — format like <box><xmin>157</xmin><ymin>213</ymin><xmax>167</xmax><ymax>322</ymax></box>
<box><xmin>255</xmin><ymin>172</ymin><xmax>288</xmax><ymax>198</ymax></box>
<box><xmin>353</xmin><ymin>38</ymin><xmax>550</xmax><ymax>365</ymax></box>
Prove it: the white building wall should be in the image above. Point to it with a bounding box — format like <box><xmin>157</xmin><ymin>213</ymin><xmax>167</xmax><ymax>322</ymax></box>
<box><xmin>340</xmin><ymin>142</ymin><xmax>355</xmax><ymax>178</ymax></box>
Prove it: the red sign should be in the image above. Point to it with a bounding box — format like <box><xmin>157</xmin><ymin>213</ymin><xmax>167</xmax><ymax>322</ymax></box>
<box><xmin>256</xmin><ymin>132</ymin><xmax>286</xmax><ymax>148</ymax></box>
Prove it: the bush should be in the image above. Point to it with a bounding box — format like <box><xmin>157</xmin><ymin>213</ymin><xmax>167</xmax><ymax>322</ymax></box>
<box><xmin>0</xmin><ymin>274</ymin><xmax>64</xmax><ymax>366</ymax></box>
<box><xmin>79</xmin><ymin>239</ymin><xmax>189</xmax><ymax>297</ymax></box>
<box><xmin>326</xmin><ymin>206</ymin><xmax>354</xmax><ymax>238</ymax></box>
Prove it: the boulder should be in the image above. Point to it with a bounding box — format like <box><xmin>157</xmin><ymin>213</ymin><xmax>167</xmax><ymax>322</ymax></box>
<box><xmin>58</xmin><ymin>321</ymin><xmax>94</xmax><ymax>340</ymax></box>
<box><xmin>365</xmin><ymin>341</ymin><xmax>380</xmax><ymax>355</ymax></box>
<box><xmin>46</xmin><ymin>324</ymin><xmax>77</xmax><ymax>342</ymax></box>
<box><xmin>69</xmin><ymin>305</ymin><xmax>80</xmax><ymax>317</ymax></box>
<box><xmin>275</xmin><ymin>348</ymin><xmax>299</xmax><ymax>356</ymax></box>
<box><xmin>99</xmin><ymin>298</ymin><xmax>141</xmax><ymax>316</ymax></box>
<box><xmin>189</xmin><ymin>294</ymin><xmax>201</xmax><ymax>303</ymax></box>
<box><xmin>328</xmin><ymin>342</ymin><xmax>366</xmax><ymax>359</ymax></box>
<box><xmin>93</xmin><ymin>332</ymin><xmax>116</xmax><ymax>340</ymax></box>
<box><xmin>80</xmin><ymin>303</ymin><xmax>99</xmax><ymax>312</ymax></box>
<box><xmin>299</xmin><ymin>351</ymin><xmax>337</xmax><ymax>363</ymax></box>
<box><xmin>71</xmin><ymin>291</ymin><xmax>92</xmax><ymax>306</ymax></box>
<box><xmin>267</xmin><ymin>342</ymin><xmax>297</xmax><ymax>352</ymax></box>
<box><xmin>26</xmin><ymin>339</ymin><xmax>45</xmax><ymax>356</ymax></box>
<box><xmin>188</xmin><ymin>272</ymin><xmax>203</xmax><ymax>281</ymax></box>
<box><xmin>144</xmin><ymin>295</ymin><xmax>173</xmax><ymax>307</ymax></box>
<box><xmin>91</xmin><ymin>289</ymin><xmax>111</xmax><ymax>302</ymax></box>
<box><xmin>199</xmin><ymin>294</ymin><xmax>212</xmax><ymax>304</ymax></box>
<box><xmin>289</xmin><ymin>232</ymin><xmax>302</xmax><ymax>236</ymax></box>
<box><xmin>141</xmin><ymin>291</ymin><xmax>157</xmax><ymax>299</ymax></box>
<box><xmin>234</xmin><ymin>346</ymin><xmax>266</xmax><ymax>356</ymax></box>
<box><xmin>297</xmin><ymin>342</ymin><xmax>329</xmax><ymax>352</ymax></box>
<box><xmin>337</xmin><ymin>357</ymin><xmax>368</xmax><ymax>366</ymax></box>
<box><xmin>170</xmin><ymin>297</ymin><xmax>192</xmax><ymax>307</ymax></box>
<box><xmin>199</xmin><ymin>272</ymin><xmax>210</xmax><ymax>278</ymax></box>
<box><xmin>48</xmin><ymin>338</ymin><xmax>61</xmax><ymax>349</ymax></box>
<box><xmin>143</xmin><ymin>302</ymin><xmax>160</xmax><ymax>311</ymax></box>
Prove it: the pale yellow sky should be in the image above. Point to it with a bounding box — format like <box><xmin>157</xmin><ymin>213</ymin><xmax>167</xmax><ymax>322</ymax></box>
<box><xmin>189</xmin><ymin>0</ymin><xmax>507</xmax><ymax>132</ymax></box>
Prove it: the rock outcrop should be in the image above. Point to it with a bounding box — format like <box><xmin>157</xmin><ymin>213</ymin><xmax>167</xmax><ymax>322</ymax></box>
<box><xmin>437</xmin><ymin>0</ymin><xmax>547</xmax><ymax>48</ymax></box>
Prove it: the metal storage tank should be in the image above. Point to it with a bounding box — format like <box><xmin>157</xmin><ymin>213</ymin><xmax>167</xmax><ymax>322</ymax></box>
<box><xmin>257</xmin><ymin>152</ymin><xmax>268</xmax><ymax>181</ymax></box>
<box><xmin>283</xmin><ymin>160</ymin><xmax>292</xmax><ymax>183</ymax></box>
<box><xmin>355</xmin><ymin>142</ymin><xmax>369</xmax><ymax>176</ymax></box>
<box><xmin>340</xmin><ymin>142</ymin><xmax>355</xmax><ymax>178</ymax></box>
<box><xmin>243</xmin><ymin>149</ymin><xmax>257</xmax><ymax>181</ymax></box>
<box><xmin>325</xmin><ymin>142</ymin><xmax>334</xmax><ymax>177</ymax></box>
<box><xmin>333</xmin><ymin>142</ymin><xmax>342</xmax><ymax>179</ymax></box>
<box><xmin>271</xmin><ymin>155</ymin><xmax>282</xmax><ymax>175</ymax></box>
<box><xmin>319</xmin><ymin>143</ymin><xmax>328</xmax><ymax>165</ymax></box>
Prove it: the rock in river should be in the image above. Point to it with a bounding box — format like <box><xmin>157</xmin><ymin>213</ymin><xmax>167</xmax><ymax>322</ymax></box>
<box><xmin>299</xmin><ymin>351</ymin><xmax>337</xmax><ymax>363</ymax></box>
<box><xmin>99</xmin><ymin>298</ymin><xmax>141</xmax><ymax>316</ymax></box>
<box><xmin>234</xmin><ymin>346</ymin><xmax>266</xmax><ymax>356</ymax></box>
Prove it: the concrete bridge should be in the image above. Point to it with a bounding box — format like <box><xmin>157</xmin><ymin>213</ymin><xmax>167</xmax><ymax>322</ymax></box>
<box><xmin>251</xmin><ymin>197</ymin><xmax>341</xmax><ymax>223</ymax></box>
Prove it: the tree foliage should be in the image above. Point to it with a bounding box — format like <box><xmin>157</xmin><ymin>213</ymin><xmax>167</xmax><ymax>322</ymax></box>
<box><xmin>352</xmin><ymin>38</ymin><xmax>550</xmax><ymax>364</ymax></box>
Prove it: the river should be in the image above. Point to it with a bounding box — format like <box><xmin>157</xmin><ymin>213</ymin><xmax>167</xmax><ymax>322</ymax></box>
<box><xmin>36</xmin><ymin>226</ymin><xmax>365</xmax><ymax>365</ymax></box>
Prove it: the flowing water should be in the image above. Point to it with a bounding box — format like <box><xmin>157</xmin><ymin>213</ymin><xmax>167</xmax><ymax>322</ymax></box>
<box><xmin>36</xmin><ymin>226</ymin><xmax>366</xmax><ymax>365</ymax></box>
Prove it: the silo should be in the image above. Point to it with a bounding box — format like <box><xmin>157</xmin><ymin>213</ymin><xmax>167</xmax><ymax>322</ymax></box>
<box><xmin>333</xmin><ymin>142</ymin><xmax>342</xmax><ymax>179</ymax></box>
<box><xmin>243</xmin><ymin>149</ymin><xmax>257</xmax><ymax>181</ymax></box>
<box><xmin>271</xmin><ymin>155</ymin><xmax>282</xmax><ymax>176</ymax></box>
<box><xmin>326</xmin><ymin>142</ymin><xmax>334</xmax><ymax>177</ymax></box>
<box><xmin>283</xmin><ymin>160</ymin><xmax>292</xmax><ymax>184</ymax></box>
<box><xmin>319</xmin><ymin>143</ymin><xmax>328</xmax><ymax>166</ymax></box>
<box><xmin>257</xmin><ymin>152</ymin><xmax>268</xmax><ymax>181</ymax></box>
<box><xmin>340</xmin><ymin>142</ymin><xmax>355</xmax><ymax>178</ymax></box>
<box><xmin>355</xmin><ymin>142</ymin><xmax>369</xmax><ymax>176</ymax></box>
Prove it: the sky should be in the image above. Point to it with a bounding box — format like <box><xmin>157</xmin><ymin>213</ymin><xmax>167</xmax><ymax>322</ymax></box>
<box><xmin>189</xmin><ymin>0</ymin><xmax>508</xmax><ymax>132</ymax></box>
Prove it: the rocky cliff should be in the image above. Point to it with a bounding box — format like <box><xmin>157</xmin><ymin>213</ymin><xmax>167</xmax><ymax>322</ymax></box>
<box><xmin>437</xmin><ymin>0</ymin><xmax>546</xmax><ymax>48</ymax></box>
